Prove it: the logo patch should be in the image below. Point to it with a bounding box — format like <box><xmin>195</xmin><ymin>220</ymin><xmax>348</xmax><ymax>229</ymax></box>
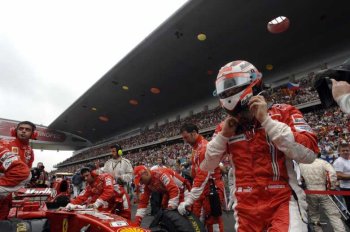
<box><xmin>12</xmin><ymin>147</ymin><xmax>19</xmax><ymax>154</ymax></box>
<box><xmin>291</xmin><ymin>114</ymin><xmax>307</xmax><ymax>124</ymax></box>
<box><xmin>229</xmin><ymin>134</ymin><xmax>246</xmax><ymax>143</ymax></box>
<box><xmin>295</xmin><ymin>125</ymin><xmax>313</xmax><ymax>133</ymax></box>
<box><xmin>160</xmin><ymin>174</ymin><xmax>170</xmax><ymax>186</ymax></box>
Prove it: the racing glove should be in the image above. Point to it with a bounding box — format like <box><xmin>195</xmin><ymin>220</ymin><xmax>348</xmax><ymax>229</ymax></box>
<box><xmin>177</xmin><ymin>202</ymin><xmax>188</xmax><ymax>215</ymax></box>
<box><xmin>177</xmin><ymin>194</ymin><xmax>194</xmax><ymax>215</ymax></box>
<box><xmin>177</xmin><ymin>200</ymin><xmax>193</xmax><ymax>216</ymax></box>
<box><xmin>65</xmin><ymin>203</ymin><xmax>86</xmax><ymax>211</ymax></box>
<box><xmin>65</xmin><ymin>203</ymin><xmax>78</xmax><ymax>211</ymax></box>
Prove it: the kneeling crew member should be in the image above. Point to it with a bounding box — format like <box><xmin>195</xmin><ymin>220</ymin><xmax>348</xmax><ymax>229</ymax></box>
<box><xmin>67</xmin><ymin>167</ymin><xmax>131</xmax><ymax>219</ymax></box>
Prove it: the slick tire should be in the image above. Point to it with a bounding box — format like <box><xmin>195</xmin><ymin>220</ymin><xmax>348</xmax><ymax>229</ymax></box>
<box><xmin>150</xmin><ymin>209</ymin><xmax>206</xmax><ymax>232</ymax></box>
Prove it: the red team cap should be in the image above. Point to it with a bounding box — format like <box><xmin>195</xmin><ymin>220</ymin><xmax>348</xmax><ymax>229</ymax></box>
<box><xmin>133</xmin><ymin>165</ymin><xmax>147</xmax><ymax>185</ymax></box>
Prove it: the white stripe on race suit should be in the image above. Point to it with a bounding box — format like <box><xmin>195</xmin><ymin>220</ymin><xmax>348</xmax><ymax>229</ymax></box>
<box><xmin>172</xmin><ymin>176</ymin><xmax>184</xmax><ymax>188</ymax></box>
<box><xmin>188</xmin><ymin>173</ymin><xmax>210</xmax><ymax>204</ymax></box>
<box><xmin>3</xmin><ymin>156</ymin><xmax>19</xmax><ymax>170</ymax></box>
<box><xmin>122</xmin><ymin>194</ymin><xmax>129</xmax><ymax>209</ymax></box>
<box><xmin>285</xmin><ymin>159</ymin><xmax>308</xmax><ymax>232</ymax></box>
<box><xmin>0</xmin><ymin>174</ymin><xmax>31</xmax><ymax>197</ymax></box>
<box><xmin>136</xmin><ymin>208</ymin><xmax>147</xmax><ymax>218</ymax></box>
<box><xmin>212</xmin><ymin>223</ymin><xmax>220</xmax><ymax>232</ymax></box>
<box><xmin>261</xmin><ymin>116</ymin><xmax>316</xmax><ymax>164</ymax></box>
<box><xmin>266</xmin><ymin>134</ymin><xmax>279</xmax><ymax>181</ymax></box>
<box><xmin>160</xmin><ymin>174</ymin><xmax>170</xmax><ymax>186</ymax></box>
<box><xmin>168</xmin><ymin>188</ymin><xmax>180</xmax><ymax>209</ymax></box>
<box><xmin>114</xmin><ymin>184</ymin><xmax>121</xmax><ymax>194</ymax></box>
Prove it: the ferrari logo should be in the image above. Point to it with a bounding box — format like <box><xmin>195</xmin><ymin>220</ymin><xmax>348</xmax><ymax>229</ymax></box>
<box><xmin>12</xmin><ymin>147</ymin><xmax>19</xmax><ymax>154</ymax></box>
<box><xmin>62</xmin><ymin>218</ymin><xmax>68</xmax><ymax>232</ymax></box>
<box><xmin>16</xmin><ymin>222</ymin><xmax>27</xmax><ymax>232</ymax></box>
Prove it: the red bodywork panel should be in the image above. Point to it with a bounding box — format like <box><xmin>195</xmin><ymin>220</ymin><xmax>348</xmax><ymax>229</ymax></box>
<box><xmin>46</xmin><ymin>210</ymin><xmax>150</xmax><ymax>232</ymax></box>
<box><xmin>8</xmin><ymin>186</ymin><xmax>150</xmax><ymax>231</ymax></box>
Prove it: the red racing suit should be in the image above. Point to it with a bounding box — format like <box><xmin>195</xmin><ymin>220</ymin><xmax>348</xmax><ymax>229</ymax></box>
<box><xmin>71</xmin><ymin>172</ymin><xmax>131</xmax><ymax>219</ymax></box>
<box><xmin>200</xmin><ymin>104</ymin><xmax>319</xmax><ymax>232</ymax></box>
<box><xmin>186</xmin><ymin>135</ymin><xmax>225</xmax><ymax>232</ymax></box>
<box><xmin>0</xmin><ymin>144</ymin><xmax>31</xmax><ymax>219</ymax></box>
<box><xmin>134</xmin><ymin>168</ymin><xmax>191</xmax><ymax>225</ymax></box>
<box><xmin>0</xmin><ymin>138</ymin><xmax>35</xmax><ymax>168</ymax></box>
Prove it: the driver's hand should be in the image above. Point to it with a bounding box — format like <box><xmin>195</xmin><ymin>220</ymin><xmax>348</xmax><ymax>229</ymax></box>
<box><xmin>220</xmin><ymin>116</ymin><xmax>238</xmax><ymax>138</ymax></box>
<box><xmin>248</xmin><ymin>95</ymin><xmax>268</xmax><ymax>123</ymax></box>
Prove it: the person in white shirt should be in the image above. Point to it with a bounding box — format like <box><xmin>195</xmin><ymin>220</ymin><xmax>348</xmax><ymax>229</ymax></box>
<box><xmin>104</xmin><ymin>144</ymin><xmax>133</xmax><ymax>184</ymax></box>
<box><xmin>300</xmin><ymin>158</ymin><xmax>345</xmax><ymax>232</ymax></box>
<box><xmin>103</xmin><ymin>144</ymin><xmax>133</xmax><ymax>200</ymax></box>
<box><xmin>150</xmin><ymin>157</ymin><xmax>166</xmax><ymax>170</ymax></box>
<box><xmin>333</xmin><ymin>142</ymin><xmax>350</xmax><ymax>212</ymax></box>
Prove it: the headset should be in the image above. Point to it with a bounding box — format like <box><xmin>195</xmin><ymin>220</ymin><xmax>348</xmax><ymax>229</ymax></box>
<box><xmin>10</xmin><ymin>121</ymin><xmax>38</xmax><ymax>140</ymax></box>
<box><xmin>111</xmin><ymin>144</ymin><xmax>123</xmax><ymax>156</ymax></box>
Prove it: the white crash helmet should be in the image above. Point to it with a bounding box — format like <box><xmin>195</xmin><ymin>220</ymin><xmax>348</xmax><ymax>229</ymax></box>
<box><xmin>214</xmin><ymin>60</ymin><xmax>263</xmax><ymax>115</ymax></box>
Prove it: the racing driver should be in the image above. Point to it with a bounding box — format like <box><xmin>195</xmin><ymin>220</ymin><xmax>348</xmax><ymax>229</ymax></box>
<box><xmin>200</xmin><ymin>60</ymin><xmax>319</xmax><ymax>231</ymax></box>
<box><xmin>66</xmin><ymin>167</ymin><xmax>131</xmax><ymax>220</ymax></box>
<box><xmin>0</xmin><ymin>145</ymin><xmax>31</xmax><ymax>219</ymax></box>
<box><xmin>133</xmin><ymin>165</ymin><xmax>191</xmax><ymax>226</ymax></box>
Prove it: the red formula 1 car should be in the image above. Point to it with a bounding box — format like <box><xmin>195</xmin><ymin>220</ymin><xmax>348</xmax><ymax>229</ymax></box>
<box><xmin>1</xmin><ymin>187</ymin><xmax>151</xmax><ymax>232</ymax></box>
<box><xmin>1</xmin><ymin>174</ymin><xmax>204</xmax><ymax>232</ymax></box>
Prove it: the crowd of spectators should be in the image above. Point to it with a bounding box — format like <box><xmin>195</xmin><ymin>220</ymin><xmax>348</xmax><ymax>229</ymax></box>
<box><xmin>54</xmin><ymin>106</ymin><xmax>226</xmax><ymax>168</ymax></box>
<box><xmin>266</xmin><ymin>75</ymin><xmax>320</xmax><ymax>105</ymax></box>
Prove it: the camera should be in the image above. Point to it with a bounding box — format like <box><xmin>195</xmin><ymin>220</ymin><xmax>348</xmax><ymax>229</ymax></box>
<box><xmin>314</xmin><ymin>60</ymin><xmax>350</xmax><ymax>107</ymax></box>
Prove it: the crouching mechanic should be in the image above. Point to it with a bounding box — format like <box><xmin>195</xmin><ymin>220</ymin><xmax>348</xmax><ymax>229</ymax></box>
<box><xmin>0</xmin><ymin>145</ymin><xmax>31</xmax><ymax>219</ymax></box>
<box><xmin>178</xmin><ymin>123</ymin><xmax>225</xmax><ymax>232</ymax></box>
<box><xmin>200</xmin><ymin>60</ymin><xmax>319</xmax><ymax>231</ymax></box>
<box><xmin>132</xmin><ymin>166</ymin><xmax>191</xmax><ymax>226</ymax></box>
<box><xmin>66</xmin><ymin>167</ymin><xmax>131</xmax><ymax>220</ymax></box>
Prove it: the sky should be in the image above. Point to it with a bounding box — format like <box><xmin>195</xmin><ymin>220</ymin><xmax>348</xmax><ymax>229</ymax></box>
<box><xmin>0</xmin><ymin>0</ymin><xmax>188</xmax><ymax>172</ymax></box>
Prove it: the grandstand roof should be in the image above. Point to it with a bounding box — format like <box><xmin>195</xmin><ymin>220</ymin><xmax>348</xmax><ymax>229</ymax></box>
<box><xmin>49</xmin><ymin>0</ymin><xmax>350</xmax><ymax>143</ymax></box>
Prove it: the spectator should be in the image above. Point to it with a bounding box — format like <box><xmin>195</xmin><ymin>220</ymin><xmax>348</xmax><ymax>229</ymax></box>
<box><xmin>333</xmin><ymin>142</ymin><xmax>350</xmax><ymax>212</ymax></box>
<box><xmin>72</xmin><ymin>170</ymin><xmax>83</xmax><ymax>198</ymax></box>
<box><xmin>300</xmin><ymin>158</ymin><xmax>345</xmax><ymax>232</ymax></box>
<box><xmin>31</xmin><ymin>162</ymin><xmax>49</xmax><ymax>187</ymax></box>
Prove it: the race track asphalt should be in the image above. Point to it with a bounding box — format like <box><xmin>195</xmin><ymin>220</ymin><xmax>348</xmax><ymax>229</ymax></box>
<box><xmin>130</xmin><ymin>203</ymin><xmax>349</xmax><ymax>232</ymax></box>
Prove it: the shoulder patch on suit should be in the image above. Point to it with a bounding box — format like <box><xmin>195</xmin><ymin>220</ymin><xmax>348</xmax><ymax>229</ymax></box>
<box><xmin>295</xmin><ymin>125</ymin><xmax>313</xmax><ymax>133</ymax></box>
<box><xmin>105</xmin><ymin>177</ymin><xmax>112</xmax><ymax>186</ymax></box>
<box><xmin>160</xmin><ymin>174</ymin><xmax>170</xmax><ymax>186</ymax></box>
<box><xmin>291</xmin><ymin>114</ymin><xmax>307</xmax><ymax>124</ymax></box>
